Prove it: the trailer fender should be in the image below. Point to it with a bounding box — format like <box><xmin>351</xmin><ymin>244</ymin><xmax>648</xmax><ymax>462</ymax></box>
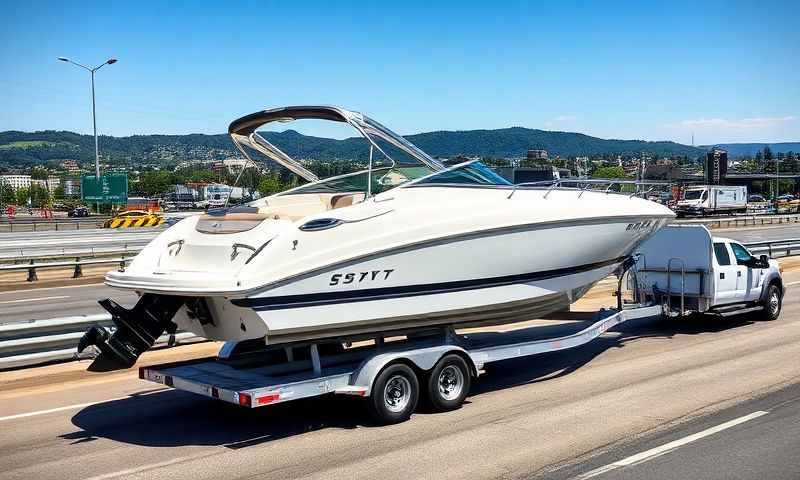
<box><xmin>338</xmin><ymin>345</ymin><xmax>474</xmax><ymax>397</ymax></box>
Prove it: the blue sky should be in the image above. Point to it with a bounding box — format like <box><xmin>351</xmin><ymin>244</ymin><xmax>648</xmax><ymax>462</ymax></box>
<box><xmin>1</xmin><ymin>0</ymin><xmax>798</xmax><ymax>144</ymax></box>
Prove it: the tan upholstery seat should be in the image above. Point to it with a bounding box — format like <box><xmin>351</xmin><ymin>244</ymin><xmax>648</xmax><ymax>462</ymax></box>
<box><xmin>330</xmin><ymin>193</ymin><xmax>366</xmax><ymax>210</ymax></box>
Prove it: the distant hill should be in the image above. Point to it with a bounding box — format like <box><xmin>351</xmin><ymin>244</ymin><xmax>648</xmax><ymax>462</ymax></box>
<box><xmin>702</xmin><ymin>142</ymin><xmax>800</xmax><ymax>157</ymax></box>
<box><xmin>0</xmin><ymin>127</ymin><xmax>705</xmax><ymax>168</ymax></box>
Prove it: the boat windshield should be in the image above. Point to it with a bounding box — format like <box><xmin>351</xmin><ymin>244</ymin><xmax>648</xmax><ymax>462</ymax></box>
<box><xmin>409</xmin><ymin>161</ymin><xmax>512</xmax><ymax>187</ymax></box>
<box><xmin>228</xmin><ymin>106</ymin><xmax>445</xmax><ymax>197</ymax></box>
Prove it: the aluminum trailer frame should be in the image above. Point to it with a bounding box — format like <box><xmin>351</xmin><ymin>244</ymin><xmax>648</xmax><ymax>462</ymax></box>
<box><xmin>139</xmin><ymin>303</ymin><xmax>663</xmax><ymax>413</ymax></box>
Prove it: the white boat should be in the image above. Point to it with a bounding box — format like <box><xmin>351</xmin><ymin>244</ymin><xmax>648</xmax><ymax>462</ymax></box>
<box><xmin>79</xmin><ymin>106</ymin><xmax>675</xmax><ymax>368</ymax></box>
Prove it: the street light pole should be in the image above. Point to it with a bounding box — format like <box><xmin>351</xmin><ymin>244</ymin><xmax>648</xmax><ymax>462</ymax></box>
<box><xmin>58</xmin><ymin>56</ymin><xmax>117</xmax><ymax>212</ymax></box>
<box><xmin>91</xmin><ymin>69</ymin><xmax>99</xmax><ymax>180</ymax></box>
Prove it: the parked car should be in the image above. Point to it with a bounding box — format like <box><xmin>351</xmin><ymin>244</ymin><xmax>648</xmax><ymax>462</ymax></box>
<box><xmin>748</xmin><ymin>194</ymin><xmax>766</xmax><ymax>203</ymax></box>
<box><xmin>68</xmin><ymin>206</ymin><xmax>90</xmax><ymax>217</ymax></box>
<box><xmin>777</xmin><ymin>194</ymin><xmax>796</xmax><ymax>202</ymax></box>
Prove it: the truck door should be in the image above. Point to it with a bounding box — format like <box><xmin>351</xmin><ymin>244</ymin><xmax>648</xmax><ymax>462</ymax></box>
<box><xmin>730</xmin><ymin>242</ymin><xmax>763</xmax><ymax>302</ymax></box>
<box><xmin>713</xmin><ymin>242</ymin><xmax>738</xmax><ymax>303</ymax></box>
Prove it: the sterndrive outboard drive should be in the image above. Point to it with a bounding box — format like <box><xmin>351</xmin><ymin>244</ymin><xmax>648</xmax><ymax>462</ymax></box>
<box><xmin>78</xmin><ymin>294</ymin><xmax>185</xmax><ymax>371</ymax></box>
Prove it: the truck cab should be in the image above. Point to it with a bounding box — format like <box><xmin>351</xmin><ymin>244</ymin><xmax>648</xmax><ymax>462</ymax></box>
<box><xmin>633</xmin><ymin>225</ymin><xmax>783</xmax><ymax>319</ymax></box>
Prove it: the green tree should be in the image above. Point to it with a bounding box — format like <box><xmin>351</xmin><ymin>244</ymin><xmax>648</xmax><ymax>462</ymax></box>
<box><xmin>763</xmin><ymin>146</ymin><xmax>773</xmax><ymax>161</ymax></box>
<box><xmin>133</xmin><ymin>170</ymin><xmax>174</xmax><ymax>196</ymax></box>
<box><xmin>30</xmin><ymin>167</ymin><xmax>49</xmax><ymax>180</ymax></box>
<box><xmin>257</xmin><ymin>174</ymin><xmax>285</xmax><ymax>197</ymax></box>
<box><xmin>29</xmin><ymin>184</ymin><xmax>51</xmax><ymax>207</ymax></box>
<box><xmin>0</xmin><ymin>181</ymin><xmax>14</xmax><ymax>207</ymax></box>
<box><xmin>53</xmin><ymin>184</ymin><xmax>66</xmax><ymax>200</ymax></box>
<box><xmin>15</xmin><ymin>187</ymin><xmax>30</xmax><ymax>206</ymax></box>
<box><xmin>591</xmin><ymin>165</ymin><xmax>628</xmax><ymax>179</ymax></box>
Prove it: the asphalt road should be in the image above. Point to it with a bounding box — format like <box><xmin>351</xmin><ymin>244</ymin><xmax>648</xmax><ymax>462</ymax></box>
<box><xmin>549</xmin><ymin>383</ymin><xmax>800</xmax><ymax>480</ymax></box>
<box><xmin>717</xmin><ymin>224</ymin><xmax>800</xmax><ymax>243</ymax></box>
<box><xmin>0</xmin><ymin>283</ymin><xmax>136</xmax><ymax>325</ymax></box>
<box><xmin>1</xmin><ymin>277</ymin><xmax>798</xmax><ymax>480</ymax></box>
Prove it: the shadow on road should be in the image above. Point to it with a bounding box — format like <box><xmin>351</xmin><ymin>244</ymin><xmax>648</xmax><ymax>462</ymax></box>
<box><xmin>469</xmin><ymin>313</ymin><xmax>755</xmax><ymax>394</ymax></box>
<box><xmin>68</xmin><ymin>312</ymin><xmax>757</xmax><ymax>448</ymax></box>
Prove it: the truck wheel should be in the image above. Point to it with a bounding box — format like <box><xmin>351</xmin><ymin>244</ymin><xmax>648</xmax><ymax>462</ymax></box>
<box><xmin>762</xmin><ymin>284</ymin><xmax>782</xmax><ymax>321</ymax></box>
<box><xmin>368</xmin><ymin>363</ymin><xmax>419</xmax><ymax>425</ymax></box>
<box><xmin>426</xmin><ymin>354</ymin><xmax>471</xmax><ymax>412</ymax></box>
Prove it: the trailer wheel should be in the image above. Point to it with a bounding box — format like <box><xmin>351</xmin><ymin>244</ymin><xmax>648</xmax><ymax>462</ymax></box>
<box><xmin>762</xmin><ymin>283</ymin><xmax>782</xmax><ymax>321</ymax></box>
<box><xmin>426</xmin><ymin>354</ymin><xmax>471</xmax><ymax>412</ymax></box>
<box><xmin>368</xmin><ymin>363</ymin><xmax>419</xmax><ymax>425</ymax></box>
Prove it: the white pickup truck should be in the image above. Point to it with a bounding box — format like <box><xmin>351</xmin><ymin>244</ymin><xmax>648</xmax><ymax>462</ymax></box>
<box><xmin>632</xmin><ymin>225</ymin><xmax>784</xmax><ymax>319</ymax></box>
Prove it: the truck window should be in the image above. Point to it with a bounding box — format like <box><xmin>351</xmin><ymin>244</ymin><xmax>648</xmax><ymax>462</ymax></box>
<box><xmin>730</xmin><ymin>243</ymin><xmax>752</xmax><ymax>265</ymax></box>
<box><xmin>713</xmin><ymin>243</ymin><xmax>731</xmax><ymax>266</ymax></box>
<box><xmin>683</xmin><ymin>190</ymin><xmax>704</xmax><ymax>200</ymax></box>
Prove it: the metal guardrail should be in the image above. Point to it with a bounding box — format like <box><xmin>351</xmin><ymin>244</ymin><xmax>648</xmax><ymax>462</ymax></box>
<box><xmin>0</xmin><ymin>313</ymin><xmax>202</xmax><ymax>369</ymax></box>
<box><xmin>2</xmin><ymin>243</ymin><xmax>147</xmax><ymax>261</ymax></box>
<box><xmin>743</xmin><ymin>238</ymin><xmax>800</xmax><ymax>258</ymax></box>
<box><xmin>0</xmin><ymin>257</ymin><xmax>134</xmax><ymax>281</ymax></box>
<box><xmin>676</xmin><ymin>213</ymin><xmax>800</xmax><ymax>229</ymax></box>
<box><xmin>0</xmin><ymin>238</ymin><xmax>797</xmax><ymax>370</ymax></box>
<box><xmin>0</xmin><ymin>217</ymin><xmax>109</xmax><ymax>232</ymax></box>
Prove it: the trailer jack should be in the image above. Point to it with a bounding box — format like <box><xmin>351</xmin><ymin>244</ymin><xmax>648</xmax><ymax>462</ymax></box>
<box><xmin>78</xmin><ymin>294</ymin><xmax>185</xmax><ymax>371</ymax></box>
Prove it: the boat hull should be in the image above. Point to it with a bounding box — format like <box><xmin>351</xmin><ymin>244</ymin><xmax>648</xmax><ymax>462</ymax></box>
<box><xmin>170</xmin><ymin>217</ymin><xmax>663</xmax><ymax>344</ymax></box>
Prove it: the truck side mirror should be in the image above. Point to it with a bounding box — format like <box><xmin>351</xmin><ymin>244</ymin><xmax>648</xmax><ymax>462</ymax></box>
<box><xmin>759</xmin><ymin>255</ymin><xmax>770</xmax><ymax>268</ymax></box>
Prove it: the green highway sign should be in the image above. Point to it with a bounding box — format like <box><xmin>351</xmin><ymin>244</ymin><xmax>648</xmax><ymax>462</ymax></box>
<box><xmin>82</xmin><ymin>173</ymin><xmax>128</xmax><ymax>203</ymax></box>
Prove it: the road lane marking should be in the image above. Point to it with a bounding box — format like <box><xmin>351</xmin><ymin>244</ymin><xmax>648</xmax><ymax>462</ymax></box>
<box><xmin>81</xmin><ymin>451</ymin><xmax>221</xmax><ymax>480</ymax></box>
<box><xmin>575</xmin><ymin>410</ymin><xmax>769</xmax><ymax>479</ymax></box>
<box><xmin>786</xmin><ymin>280</ymin><xmax>800</xmax><ymax>287</ymax></box>
<box><xmin>0</xmin><ymin>283</ymin><xmax>105</xmax><ymax>295</ymax></box>
<box><xmin>0</xmin><ymin>295</ymin><xmax>69</xmax><ymax>305</ymax></box>
<box><xmin>0</xmin><ymin>390</ymin><xmax>162</xmax><ymax>423</ymax></box>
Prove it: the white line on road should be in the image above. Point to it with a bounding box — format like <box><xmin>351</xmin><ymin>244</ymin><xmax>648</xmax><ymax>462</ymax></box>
<box><xmin>0</xmin><ymin>295</ymin><xmax>69</xmax><ymax>305</ymax></box>
<box><xmin>575</xmin><ymin>410</ymin><xmax>769</xmax><ymax>479</ymax></box>
<box><xmin>786</xmin><ymin>280</ymin><xmax>800</xmax><ymax>287</ymax></box>
<box><xmin>0</xmin><ymin>283</ymin><xmax>105</xmax><ymax>295</ymax></box>
<box><xmin>0</xmin><ymin>389</ymin><xmax>164</xmax><ymax>423</ymax></box>
<box><xmin>81</xmin><ymin>451</ymin><xmax>220</xmax><ymax>480</ymax></box>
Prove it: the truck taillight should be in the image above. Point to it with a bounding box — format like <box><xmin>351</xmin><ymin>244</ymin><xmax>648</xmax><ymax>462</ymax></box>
<box><xmin>238</xmin><ymin>392</ymin><xmax>252</xmax><ymax>407</ymax></box>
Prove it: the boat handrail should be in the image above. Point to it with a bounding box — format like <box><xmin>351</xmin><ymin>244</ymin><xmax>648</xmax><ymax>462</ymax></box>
<box><xmin>506</xmin><ymin>179</ymin><xmax>670</xmax><ymax>200</ymax></box>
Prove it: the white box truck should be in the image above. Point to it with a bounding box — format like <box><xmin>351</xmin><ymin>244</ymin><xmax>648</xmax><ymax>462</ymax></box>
<box><xmin>674</xmin><ymin>185</ymin><xmax>747</xmax><ymax>217</ymax></box>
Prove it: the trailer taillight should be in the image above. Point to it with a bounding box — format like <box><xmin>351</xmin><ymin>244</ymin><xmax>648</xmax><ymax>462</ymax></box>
<box><xmin>138</xmin><ymin>367</ymin><xmax>145</xmax><ymax>379</ymax></box>
<box><xmin>256</xmin><ymin>393</ymin><xmax>280</xmax><ymax>405</ymax></box>
<box><xmin>238</xmin><ymin>392</ymin><xmax>252</xmax><ymax>407</ymax></box>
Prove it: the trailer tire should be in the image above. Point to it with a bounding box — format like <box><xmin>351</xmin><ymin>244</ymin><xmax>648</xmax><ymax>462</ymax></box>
<box><xmin>368</xmin><ymin>363</ymin><xmax>419</xmax><ymax>425</ymax></box>
<box><xmin>426</xmin><ymin>354</ymin><xmax>471</xmax><ymax>412</ymax></box>
<box><xmin>761</xmin><ymin>283</ymin><xmax>782</xmax><ymax>321</ymax></box>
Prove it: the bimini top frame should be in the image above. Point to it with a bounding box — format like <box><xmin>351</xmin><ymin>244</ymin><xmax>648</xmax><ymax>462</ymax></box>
<box><xmin>228</xmin><ymin>106</ymin><xmax>445</xmax><ymax>183</ymax></box>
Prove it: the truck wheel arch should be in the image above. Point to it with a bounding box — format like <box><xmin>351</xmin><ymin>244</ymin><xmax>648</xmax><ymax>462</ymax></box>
<box><xmin>760</xmin><ymin>275</ymin><xmax>783</xmax><ymax>303</ymax></box>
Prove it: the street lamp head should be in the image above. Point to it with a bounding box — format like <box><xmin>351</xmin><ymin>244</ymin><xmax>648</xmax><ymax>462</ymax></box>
<box><xmin>107</xmin><ymin>58</ymin><xmax>118</xmax><ymax>65</ymax></box>
<box><xmin>57</xmin><ymin>57</ymin><xmax>70</xmax><ymax>62</ymax></box>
